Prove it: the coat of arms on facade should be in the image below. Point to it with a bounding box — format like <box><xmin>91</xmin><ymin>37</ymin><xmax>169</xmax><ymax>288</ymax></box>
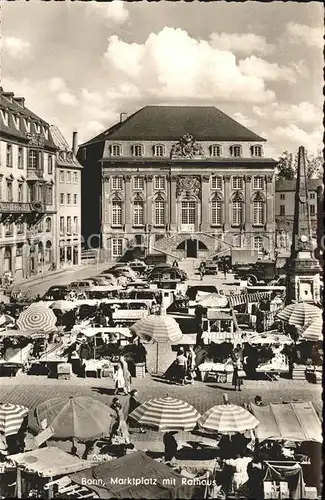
<box><xmin>170</xmin><ymin>134</ymin><xmax>204</xmax><ymax>159</ymax></box>
<box><xmin>176</xmin><ymin>176</ymin><xmax>201</xmax><ymax>197</ymax></box>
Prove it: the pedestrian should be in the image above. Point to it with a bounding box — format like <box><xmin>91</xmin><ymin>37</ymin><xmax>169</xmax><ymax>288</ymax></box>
<box><xmin>199</xmin><ymin>262</ymin><xmax>205</xmax><ymax>281</ymax></box>
<box><xmin>232</xmin><ymin>357</ymin><xmax>245</xmax><ymax>392</ymax></box>
<box><xmin>127</xmin><ymin>389</ymin><xmax>146</xmax><ymax>433</ymax></box>
<box><xmin>223</xmin><ymin>265</ymin><xmax>228</xmax><ymax>279</ymax></box>
<box><xmin>163</xmin><ymin>431</ymin><xmax>178</xmax><ymax>463</ymax></box>
<box><xmin>114</xmin><ymin>362</ymin><xmax>128</xmax><ymax>395</ymax></box>
<box><xmin>110</xmin><ymin>401</ymin><xmax>130</xmax><ymax>445</ymax></box>
<box><xmin>120</xmin><ymin>355</ymin><xmax>132</xmax><ymax>393</ymax></box>
<box><xmin>175</xmin><ymin>347</ymin><xmax>187</xmax><ymax>385</ymax></box>
<box><xmin>186</xmin><ymin>346</ymin><xmax>196</xmax><ymax>384</ymax></box>
<box><xmin>254</xmin><ymin>395</ymin><xmax>263</xmax><ymax>406</ymax></box>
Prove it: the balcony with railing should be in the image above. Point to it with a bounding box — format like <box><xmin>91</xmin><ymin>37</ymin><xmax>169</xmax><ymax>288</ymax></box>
<box><xmin>0</xmin><ymin>202</ymin><xmax>32</xmax><ymax>213</ymax></box>
<box><xmin>27</xmin><ymin>169</ymin><xmax>45</xmax><ymax>181</ymax></box>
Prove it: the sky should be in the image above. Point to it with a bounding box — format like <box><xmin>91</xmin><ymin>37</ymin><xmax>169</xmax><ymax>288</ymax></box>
<box><xmin>1</xmin><ymin>0</ymin><xmax>323</xmax><ymax>158</ymax></box>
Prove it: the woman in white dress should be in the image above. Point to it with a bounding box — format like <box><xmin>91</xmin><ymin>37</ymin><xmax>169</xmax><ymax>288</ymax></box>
<box><xmin>114</xmin><ymin>362</ymin><xmax>128</xmax><ymax>395</ymax></box>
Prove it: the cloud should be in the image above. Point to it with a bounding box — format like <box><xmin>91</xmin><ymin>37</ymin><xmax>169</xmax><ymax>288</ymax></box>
<box><xmin>209</xmin><ymin>32</ymin><xmax>274</xmax><ymax>55</ymax></box>
<box><xmin>238</xmin><ymin>56</ymin><xmax>298</xmax><ymax>83</ymax></box>
<box><xmin>285</xmin><ymin>22</ymin><xmax>323</xmax><ymax>48</ymax></box>
<box><xmin>231</xmin><ymin>112</ymin><xmax>258</xmax><ymax>128</ymax></box>
<box><xmin>102</xmin><ymin>27</ymin><xmax>275</xmax><ymax>103</ymax></box>
<box><xmin>89</xmin><ymin>1</ymin><xmax>129</xmax><ymax>24</ymax></box>
<box><xmin>268</xmin><ymin>124</ymin><xmax>322</xmax><ymax>155</ymax></box>
<box><xmin>48</xmin><ymin>77</ymin><xmax>78</xmax><ymax>106</ymax></box>
<box><xmin>2</xmin><ymin>36</ymin><xmax>31</xmax><ymax>59</ymax></box>
<box><xmin>253</xmin><ymin>101</ymin><xmax>322</xmax><ymax>127</ymax></box>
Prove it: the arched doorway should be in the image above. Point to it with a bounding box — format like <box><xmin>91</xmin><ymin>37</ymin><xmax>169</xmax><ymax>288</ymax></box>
<box><xmin>177</xmin><ymin>239</ymin><xmax>208</xmax><ymax>258</ymax></box>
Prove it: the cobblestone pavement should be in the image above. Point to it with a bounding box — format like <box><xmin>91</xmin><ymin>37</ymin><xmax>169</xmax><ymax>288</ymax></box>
<box><xmin>0</xmin><ymin>374</ymin><xmax>321</xmax><ymax>450</ymax></box>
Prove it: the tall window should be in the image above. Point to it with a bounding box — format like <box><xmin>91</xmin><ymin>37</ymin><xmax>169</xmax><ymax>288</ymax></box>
<box><xmin>232</xmin><ymin>176</ymin><xmax>243</xmax><ymax>190</ymax></box>
<box><xmin>60</xmin><ymin>193</ymin><xmax>64</xmax><ymax>205</ymax></box>
<box><xmin>18</xmin><ymin>147</ymin><xmax>24</xmax><ymax>169</ymax></box>
<box><xmin>154</xmin><ymin>176</ymin><xmax>165</xmax><ymax>190</ymax></box>
<box><xmin>133</xmin><ymin>200</ymin><xmax>144</xmax><ymax>226</ymax></box>
<box><xmin>16</xmin><ymin>222</ymin><xmax>24</xmax><ymax>235</ymax></box>
<box><xmin>253</xmin><ymin>197</ymin><xmax>265</xmax><ymax>225</ymax></box>
<box><xmin>6</xmin><ymin>182</ymin><xmax>13</xmax><ymax>202</ymax></box>
<box><xmin>73</xmin><ymin>216</ymin><xmax>78</xmax><ymax>233</ymax></box>
<box><xmin>48</xmin><ymin>155</ymin><xmax>53</xmax><ymax>174</ymax></box>
<box><xmin>181</xmin><ymin>200</ymin><xmax>196</xmax><ymax>226</ymax></box>
<box><xmin>110</xmin><ymin>144</ymin><xmax>121</xmax><ymax>156</ymax></box>
<box><xmin>134</xmin><ymin>176</ymin><xmax>144</xmax><ymax>190</ymax></box>
<box><xmin>112</xmin><ymin>176</ymin><xmax>123</xmax><ymax>190</ymax></box>
<box><xmin>154</xmin><ymin>200</ymin><xmax>165</xmax><ymax>226</ymax></box>
<box><xmin>251</xmin><ymin>145</ymin><xmax>263</xmax><ymax>157</ymax></box>
<box><xmin>6</xmin><ymin>144</ymin><xmax>13</xmax><ymax>167</ymax></box>
<box><xmin>232</xmin><ymin>197</ymin><xmax>243</xmax><ymax>226</ymax></box>
<box><xmin>112</xmin><ymin>201</ymin><xmax>123</xmax><ymax>227</ymax></box>
<box><xmin>279</xmin><ymin>205</ymin><xmax>285</xmax><ymax>216</ymax></box>
<box><xmin>46</xmin><ymin>186</ymin><xmax>53</xmax><ymax>205</ymax></box>
<box><xmin>211</xmin><ymin>198</ymin><xmax>222</xmax><ymax>225</ymax></box>
<box><xmin>211</xmin><ymin>176</ymin><xmax>222</xmax><ymax>190</ymax></box>
<box><xmin>28</xmin><ymin>149</ymin><xmax>38</xmax><ymax>170</ymax></box>
<box><xmin>67</xmin><ymin>216</ymin><xmax>72</xmax><ymax>233</ymax></box>
<box><xmin>59</xmin><ymin>217</ymin><xmax>64</xmax><ymax>234</ymax></box>
<box><xmin>45</xmin><ymin>217</ymin><xmax>52</xmax><ymax>232</ymax></box>
<box><xmin>132</xmin><ymin>145</ymin><xmax>143</xmax><ymax>157</ymax></box>
<box><xmin>253</xmin><ymin>236</ymin><xmax>263</xmax><ymax>253</ymax></box>
<box><xmin>309</xmin><ymin>192</ymin><xmax>316</xmax><ymax>199</ymax></box>
<box><xmin>310</xmin><ymin>204</ymin><xmax>316</xmax><ymax>216</ymax></box>
<box><xmin>66</xmin><ymin>171</ymin><xmax>71</xmax><ymax>183</ymax></box>
<box><xmin>73</xmin><ymin>172</ymin><xmax>78</xmax><ymax>184</ymax></box>
<box><xmin>59</xmin><ymin>170</ymin><xmax>65</xmax><ymax>183</ymax></box>
<box><xmin>153</xmin><ymin>145</ymin><xmax>164</xmax><ymax>157</ymax></box>
<box><xmin>210</xmin><ymin>145</ymin><xmax>221</xmax><ymax>157</ymax></box>
<box><xmin>66</xmin><ymin>193</ymin><xmax>71</xmax><ymax>205</ymax></box>
<box><xmin>73</xmin><ymin>194</ymin><xmax>77</xmax><ymax>205</ymax></box>
<box><xmin>112</xmin><ymin>238</ymin><xmax>123</xmax><ymax>257</ymax></box>
<box><xmin>18</xmin><ymin>183</ymin><xmax>24</xmax><ymax>202</ymax></box>
<box><xmin>5</xmin><ymin>223</ymin><xmax>13</xmax><ymax>236</ymax></box>
<box><xmin>230</xmin><ymin>145</ymin><xmax>242</xmax><ymax>157</ymax></box>
<box><xmin>280</xmin><ymin>193</ymin><xmax>285</xmax><ymax>200</ymax></box>
<box><xmin>253</xmin><ymin>176</ymin><xmax>264</xmax><ymax>190</ymax></box>
<box><xmin>278</xmin><ymin>231</ymin><xmax>287</xmax><ymax>248</ymax></box>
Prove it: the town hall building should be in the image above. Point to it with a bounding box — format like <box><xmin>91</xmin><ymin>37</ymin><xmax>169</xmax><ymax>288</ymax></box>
<box><xmin>78</xmin><ymin>106</ymin><xmax>277</xmax><ymax>261</ymax></box>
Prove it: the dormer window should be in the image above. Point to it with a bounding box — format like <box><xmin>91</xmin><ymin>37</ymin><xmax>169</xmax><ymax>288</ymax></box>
<box><xmin>251</xmin><ymin>145</ymin><xmax>263</xmax><ymax>157</ymax></box>
<box><xmin>24</xmin><ymin>119</ymin><xmax>31</xmax><ymax>132</ymax></box>
<box><xmin>43</xmin><ymin>127</ymin><xmax>49</xmax><ymax>140</ymax></box>
<box><xmin>153</xmin><ymin>145</ymin><xmax>164</xmax><ymax>157</ymax></box>
<box><xmin>1</xmin><ymin>109</ymin><xmax>9</xmax><ymax>126</ymax></box>
<box><xmin>12</xmin><ymin>114</ymin><xmax>20</xmax><ymax>130</ymax></box>
<box><xmin>210</xmin><ymin>145</ymin><xmax>222</xmax><ymax>157</ymax></box>
<box><xmin>34</xmin><ymin>122</ymin><xmax>41</xmax><ymax>134</ymax></box>
<box><xmin>230</xmin><ymin>145</ymin><xmax>242</xmax><ymax>158</ymax></box>
<box><xmin>110</xmin><ymin>144</ymin><xmax>121</xmax><ymax>157</ymax></box>
<box><xmin>132</xmin><ymin>144</ymin><xmax>143</xmax><ymax>157</ymax></box>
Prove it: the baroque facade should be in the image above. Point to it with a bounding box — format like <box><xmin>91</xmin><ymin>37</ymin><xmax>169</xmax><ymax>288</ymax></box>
<box><xmin>78</xmin><ymin>106</ymin><xmax>277</xmax><ymax>260</ymax></box>
<box><xmin>50</xmin><ymin>127</ymin><xmax>82</xmax><ymax>268</ymax></box>
<box><xmin>0</xmin><ymin>87</ymin><xmax>57</xmax><ymax>282</ymax></box>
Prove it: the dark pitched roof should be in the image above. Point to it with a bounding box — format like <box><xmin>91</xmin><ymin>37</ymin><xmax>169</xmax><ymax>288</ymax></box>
<box><xmin>81</xmin><ymin>105</ymin><xmax>266</xmax><ymax>145</ymax></box>
<box><xmin>50</xmin><ymin>125</ymin><xmax>83</xmax><ymax>169</ymax></box>
<box><xmin>275</xmin><ymin>179</ymin><xmax>323</xmax><ymax>191</ymax></box>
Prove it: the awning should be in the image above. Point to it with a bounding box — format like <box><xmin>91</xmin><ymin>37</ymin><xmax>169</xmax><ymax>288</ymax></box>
<box><xmin>202</xmin><ymin>330</ymin><xmax>242</xmax><ymax>345</ymax></box>
<box><xmin>228</xmin><ymin>291</ymin><xmax>272</xmax><ymax>307</ymax></box>
<box><xmin>247</xmin><ymin>332</ymin><xmax>293</xmax><ymax>345</ymax></box>
<box><xmin>250</xmin><ymin>402</ymin><xmax>322</xmax><ymax>443</ymax></box>
<box><xmin>207</xmin><ymin>309</ymin><xmax>234</xmax><ymax>321</ymax></box>
<box><xmin>0</xmin><ymin>330</ymin><xmax>47</xmax><ymax>339</ymax></box>
<box><xmin>78</xmin><ymin>327</ymin><xmax>132</xmax><ymax>338</ymax></box>
<box><xmin>7</xmin><ymin>446</ymin><xmax>91</xmax><ymax>477</ymax></box>
<box><xmin>172</xmin><ymin>333</ymin><xmax>197</xmax><ymax>345</ymax></box>
<box><xmin>112</xmin><ymin>310</ymin><xmax>148</xmax><ymax>320</ymax></box>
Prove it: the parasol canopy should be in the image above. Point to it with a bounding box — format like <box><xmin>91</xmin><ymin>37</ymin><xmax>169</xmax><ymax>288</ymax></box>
<box><xmin>300</xmin><ymin>316</ymin><xmax>323</xmax><ymax>342</ymax></box>
<box><xmin>28</xmin><ymin>396</ymin><xmax>115</xmax><ymax>441</ymax></box>
<box><xmin>50</xmin><ymin>301</ymin><xmax>78</xmax><ymax>312</ymax></box>
<box><xmin>0</xmin><ymin>314</ymin><xmax>15</xmax><ymax>329</ymax></box>
<box><xmin>129</xmin><ymin>396</ymin><xmax>200</xmax><ymax>432</ymax></box>
<box><xmin>17</xmin><ymin>303</ymin><xmax>57</xmax><ymax>332</ymax></box>
<box><xmin>130</xmin><ymin>315</ymin><xmax>183</xmax><ymax>343</ymax></box>
<box><xmin>277</xmin><ymin>302</ymin><xmax>322</xmax><ymax>328</ymax></box>
<box><xmin>198</xmin><ymin>404</ymin><xmax>259</xmax><ymax>434</ymax></box>
<box><xmin>0</xmin><ymin>403</ymin><xmax>28</xmax><ymax>437</ymax></box>
<box><xmin>198</xmin><ymin>293</ymin><xmax>228</xmax><ymax>308</ymax></box>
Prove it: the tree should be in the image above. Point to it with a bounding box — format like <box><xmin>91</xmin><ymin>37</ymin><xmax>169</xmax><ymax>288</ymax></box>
<box><xmin>276</xmin><ymin>150</ymin><xmax>323</xmax><ymax>180</ymax></box>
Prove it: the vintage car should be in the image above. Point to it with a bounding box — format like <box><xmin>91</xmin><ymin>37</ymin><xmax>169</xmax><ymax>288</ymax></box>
<box><xmin>202</xmin><ymin>260</ymin><xmax>219</xmax><ymax>275</ymax></box>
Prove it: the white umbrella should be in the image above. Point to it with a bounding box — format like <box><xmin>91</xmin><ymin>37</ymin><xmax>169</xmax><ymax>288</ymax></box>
<box><xmin>277</xmin><ymin>302</ymin><xmax>322</xmax><ymax>328</ymax></box>
<box><xmin>198</xmin><ymin>404</ymin><xmax>259</xmax><ymax>434</ymax></box>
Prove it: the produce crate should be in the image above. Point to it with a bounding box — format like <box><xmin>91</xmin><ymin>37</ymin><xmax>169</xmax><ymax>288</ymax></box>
<box><xmin>304</xmin><ymin>487</ymin><xmax>318</xmax><ymax>499</ymax></box>
<box><xmin>57</xmin><ymin>363</ymin><xmax>72</xmax><ymax>380</ymax></box>
<box><xmin>135</xmin><ymin>363</ymin><xmax>146</xmax><ymax>378</ymax></box>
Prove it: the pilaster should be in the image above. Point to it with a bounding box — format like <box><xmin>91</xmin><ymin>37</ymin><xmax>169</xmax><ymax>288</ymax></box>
<box><xmin>146</xmin><ymin>175</ymin><xmax>153</xmax><ymax>226</ymax></box>
<box><xmin>124</xmin><ymin>175</ymin><xmax>132</xmax><ymax>232</ymax></box>
<box><xmin>244</xmin><ymin>175</ymin><xmax>252</xmax><ymax>230</ymax></box>
<box><xmin>170</xmin><ymin>175</ymin><xmax>177</xmax><ymax>232</ymax></box>
<box><xmin>223</xmin><ymin>175</ymin><xmax>231</xmax><ymax>230</ymax></box>
<box><xmin>201</xmin><ymin>175</ymin><xmax>210</xmax><ymax>232</ymax></box>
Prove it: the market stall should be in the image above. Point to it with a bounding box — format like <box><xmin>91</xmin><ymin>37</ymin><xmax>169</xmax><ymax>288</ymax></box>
<box><xmin>0</xmin><ymin>330</ymin><xmax>46</xmax><ymax>376</ymax></box>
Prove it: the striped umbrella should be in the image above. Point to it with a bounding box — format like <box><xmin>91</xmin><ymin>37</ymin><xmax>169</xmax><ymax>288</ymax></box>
<box><xmin>277</xmin><ymin>302</ymin><xmax>322</xmax><ymax>328</ymax></box>
<box><xmin>198</xmin><ymin>293</ymin><xmax>228</xmax><ymax>308</ymax></box>
<box><xmin>17</xmin><ymin>304</ymin><xmax>57</xmax><ymax>332</ymax></box>
<box><xmin>130</xmin><ymin>315</ymin><xmax>183</xmax><ymax>343</ymax></box>
<box><xmin>0</xmin><ymin>403</ymin><xmax>28</xmax><ymax>437</ymax></box>
<box><xmin>300</xmin><ymin>316</ymin><xmax>323</xmax><ymax>342</ymax></box>
<box><xmin>198</xmin><ymin>404</ymin><xmax>259</xmax><ymax>435</ymax></box>
<box><xmin>129</xmin><ymin>396</ymin><xmax>200</xmax><ymax>432</ymax></box>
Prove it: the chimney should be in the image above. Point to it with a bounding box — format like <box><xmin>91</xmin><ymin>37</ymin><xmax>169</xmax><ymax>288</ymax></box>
<box><xmin>13</xmin><ymin>97</ymin><xmax>25</xmax><ymax>108</ymax></box>
<box><xmin>72</xmin><ymin>131</ymin><xmax>78</xmax><ymax>155</ymax></box>
<box><xmin>3</xmin><ymin>92</ymin><xmax>14</xmax><ymax>102</ymax></box>
<box><xmin>120</xmin><ymin>112</ymin><xmax>127</xmax><ymax>123</ymax></box>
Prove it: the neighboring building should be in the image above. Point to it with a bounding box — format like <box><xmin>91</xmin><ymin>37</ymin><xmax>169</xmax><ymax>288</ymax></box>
<box><xmin>275</xmin><ymin>178</ymin><xmax>323</xmax><ymax>258</ymax></box>
<box><xmin>0</xmin><ymin>87</ymin><xmax>57</xmax><ymax>281</ymax></box>
<box><xmin>50</xmin><ymin>127</ymin><xmax>82</xmax><ymax>268</ymax></box>
<box><xmin>78</xmin><ymin>106</ymin><xmax>277</xmax><ymax>261</ymax></box>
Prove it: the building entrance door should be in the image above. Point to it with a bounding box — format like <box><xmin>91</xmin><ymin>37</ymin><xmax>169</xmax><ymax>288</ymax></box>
<box><xmin>186</xmin><ymin>239</ymin><xmax>197</xmax><ymax>258</ymax></box>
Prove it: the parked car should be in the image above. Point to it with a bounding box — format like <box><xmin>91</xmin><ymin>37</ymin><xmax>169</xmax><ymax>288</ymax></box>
<box><xmin>234</xmin><ymin>260</ymin><xmax>279</xmax><ymax>285</ymax></box>
<box><xmin>129</xmin><ymin>260</ymin><xmax>148</xmax><ymax>274</ymax></box>
<box><xmin>147</xmin><ymin>267</ymin><xmax>187</xmax><ymax>283</ymax></box>
<box><xmin>42</xmin><ymin>286</ymin><xmax>69</xmax><ymax>300</ymax></box>
<box><xmin>144</xmin><ymin>253</ymin><xmax>168</xmax><ymax>266</ymax></box>
<box><xmin>68</xmin><ymin>280</ymin><xmax>95</xmax><ymax>291</ymax></box>
<box><xmin>101</xmin><ymin>267</ymin><xmax>138</xmax><ymax>281</ymax></box>
<box><xmin>202</xmin><ymin>260</ymin><xmax>219</xmax><ymax>275</ymax></box>
<box><xmin>89</xmin><ymin>276</ymin><xmax>114</xmax><ymax>286</ymax></box>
